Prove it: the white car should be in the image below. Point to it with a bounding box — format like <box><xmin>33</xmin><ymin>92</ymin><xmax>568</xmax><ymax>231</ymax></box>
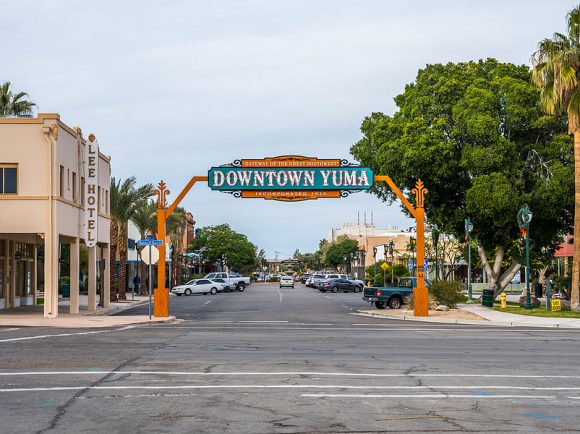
<box><xmin>279</xmin><ymin>276</ymin><xmax>294</xmax><ymax>288</ymax></box>
<box><xmin>171</xmin><ymin>279</ymin><xmax>224</xmax><ymax>296</ymax></box>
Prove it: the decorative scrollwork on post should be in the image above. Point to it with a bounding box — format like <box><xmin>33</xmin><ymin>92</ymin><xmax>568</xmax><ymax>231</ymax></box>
<box><xmin>155</xmin><ymin>180</ymin><xmax>171</xmax><ymax>209</ymax></box>
<box><xmin>411</xmin><ymin>179</ymin><xmax>428</xmax><ymax>208</ymax></box>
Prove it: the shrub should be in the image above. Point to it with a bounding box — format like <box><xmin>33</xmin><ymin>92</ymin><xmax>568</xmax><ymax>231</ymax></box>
<box><xmin>429</xmin><ymin>280</ymin><xmax>463</xmax><ymax>308</ymax></box>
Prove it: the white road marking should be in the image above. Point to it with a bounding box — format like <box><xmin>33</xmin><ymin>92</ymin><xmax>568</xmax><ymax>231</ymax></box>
<box><xmin>238</xmin><ymin>321</ymin><xmax>288</xmax><ymax>323</ymax></box>
<box><xmin>0</xmin><ymin>328</ymin><xmax>21</xmax><ymax>332</ymax></box>
<box><xmin>0</xmin><ymin>326</ymin><xmax>133</xmax><ymax>343</ymax></box>
<box><xmin>204</xmin><ymin>301</ymin><xmax>212</xmax><ymax>305</ymax></box>
<box><xmin>301</xmin><ymin>393</ymin><xmax>557</xmax><ymax>400</ymax></box>
<box><xmin>0</xmin><ymin>371</ymin><xmax>579</xmax><ymax>380</ymax></box>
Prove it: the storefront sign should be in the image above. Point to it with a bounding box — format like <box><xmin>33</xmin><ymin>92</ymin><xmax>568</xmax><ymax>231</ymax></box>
<box><xmin>85</xmin><ymin>135</ymin><xmax>99</xmax><ymax>247</ymax></box>
<box><xmin>208</xmin><ymin>156</ymin><xmax>373</xmax><ymax>201</ymax></box>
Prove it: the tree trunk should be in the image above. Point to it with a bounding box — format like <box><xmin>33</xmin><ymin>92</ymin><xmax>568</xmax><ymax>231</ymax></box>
<box><xmin>572</xmin><ymin>131</ymin><xmax>580</xmax><ymax>310</ymax></box>
<box><xmin>476</xmin><ymin>240</ymin><xmax>522</xmax><ymax>298</ymax></box>
<box><xmin>118</xmin><ymin>223</ymin><xmax>128</xmax><ymax>300</ymax></box>
<box><xmin>110</xmin><ymin>221</ymin><xmax>119</xmax><ymax>302</ymax></box>
<box><xmin>137</xmin><ymin>246</ymin><xmax>147</xmax><ymax>295</ymax></box>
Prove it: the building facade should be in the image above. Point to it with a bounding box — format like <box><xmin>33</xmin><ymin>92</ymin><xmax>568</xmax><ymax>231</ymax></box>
<box><xmin>0</xmin><ymin>113</ymin><xmax>111</xmax><ymax>317</ymax></box>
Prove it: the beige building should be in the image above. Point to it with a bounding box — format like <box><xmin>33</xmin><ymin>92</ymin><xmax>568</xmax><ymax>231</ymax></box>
<box><xmin>0</xmin><ymin>113</ymin><xmax>111</xmax><ymax>317</ymax></box>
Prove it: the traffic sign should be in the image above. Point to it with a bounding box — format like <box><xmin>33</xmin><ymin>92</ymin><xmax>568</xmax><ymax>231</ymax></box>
<box><xmin>140</xmin><ymin>246</ymin><xmax>159</xmax><ymax>264</ymax></box>
<box><xmin>380</xmin><ymin>262</ymin><xmax>389</xmax><ymax>271</ymax></box>
<box><xmin>424</xmin><ymin>258</ymin><xmax>429</xmax><ymax>270</ymax></box>
<box><xmin>137</xmin><ymin>238</ymin><xmax>163</xmax><ymax>247</ymax></box>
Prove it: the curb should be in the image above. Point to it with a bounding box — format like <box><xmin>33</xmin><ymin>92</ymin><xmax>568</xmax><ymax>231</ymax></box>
<box><xmin>89</xmin><ymin>299</ymin><xmax>150</xmax><ymax>316</ymax></box>
<box><xmin>353</xmin><ymin>311</ymin><xmax>580</xmax><ymax>329</ymax></box>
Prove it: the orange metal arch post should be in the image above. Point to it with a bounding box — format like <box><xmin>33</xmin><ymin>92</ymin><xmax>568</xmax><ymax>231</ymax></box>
<box><xmin>153</xmin><ymin>174</ymin><xmax>427</xmax><ymax>318</ymax></box>
<box><xmin>374</xmin><ymin>176</ymin><xmax>428</xmax><ymax>317</ymax></box>
<box><xmin>154</xmin><ymin>176</ymin><xmax>208</xmax><ymax>317</ymax></box>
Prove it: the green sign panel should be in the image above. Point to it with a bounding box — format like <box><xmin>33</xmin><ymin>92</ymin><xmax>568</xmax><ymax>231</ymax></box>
<box><xmin>209</xmin><ymin>166</ymin><xmax>373</xmax><ymax>191</ymax></box>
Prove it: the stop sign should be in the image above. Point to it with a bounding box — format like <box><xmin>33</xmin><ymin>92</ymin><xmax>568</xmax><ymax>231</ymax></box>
<box><xmin>140</xmin><ymin>246</ymin><xmax>159</xmax><ymax>265</ymax></box>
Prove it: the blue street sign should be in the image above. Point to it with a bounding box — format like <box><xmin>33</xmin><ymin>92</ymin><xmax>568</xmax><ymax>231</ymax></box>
<box><xmin>424</xmin><ymin>258</ymin><xmax>429</xmax><ymax>270</ymax></box>
<box><xmin>409</xmin><ymin>259</ymin><xmax>414</xmax><ymax>272</ymax></box>
<box><xmin>137</xmin><ymin>238</ymin><xmax>163</xmax><ymax>247</ymax></box>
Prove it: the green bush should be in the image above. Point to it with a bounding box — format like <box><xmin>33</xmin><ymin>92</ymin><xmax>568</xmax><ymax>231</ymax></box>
<box><xmin>429</xmin><ymin>280</ymin><xmax>463</xmax><ymax>308</ymax></box>
<box><xmin>267</xmin><ymin>277</ymin><xmax>280</xmax><ymax>282</ymax></box>
<box><xmin>404</xmin><ymin>293</ymin><xmax>438</xmax><ymax>310</ymax></box>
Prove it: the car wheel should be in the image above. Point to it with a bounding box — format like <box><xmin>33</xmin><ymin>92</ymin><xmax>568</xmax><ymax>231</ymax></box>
<box><xmin>331</xmin><ymin>286</ymin><xmax>338</xmax><ymax>293</ymax></box>
<box><xmin>210</xmin><ymin>287</ymin><xmax>217</xmax><ymax>295</ymax></box>
<box><xmin>389</xmin><ymin>296</ymin><xmax>402</xmax><ymax>309</ymax></box>
<box><xmin>184</xmin><ymin>288</ymin><xmax>192</xmax><ymax>296</ymax></box>
<box><xmin>375</xmin><ymin>301</ymin><xmax>386</xmax><ymax>309</ymax></box>
<box><xmin>237</xmin><ymin>282</ymin><xmax>246</xmax><ymax>292</ymax></box>
<box><xmin>354</xmin><ymin>285</ymin><xmax>362</xmax><ymax>293</ymax></box>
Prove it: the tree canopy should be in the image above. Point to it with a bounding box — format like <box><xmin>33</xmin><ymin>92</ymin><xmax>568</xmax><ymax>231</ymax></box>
<box><xmin>351</xmin><ymin>59</ymin><xmax>574</xmax><ymax>294</ymax></box>
<box><xmin>0</xmin><ymin>81</ymin><xmax>36</xmax><ymax>117</ymax></box>
<box><xmin>190</xmin><ymin>224</ymin><xmax>257</xmax><ymax>273</ymax></box>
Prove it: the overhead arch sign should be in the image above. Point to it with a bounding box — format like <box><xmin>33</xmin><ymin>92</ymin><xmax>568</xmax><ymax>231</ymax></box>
<box><xmin>208</xmin><ymin>156</ymin><xmax>373</xmax><ymax>201</ymax></box>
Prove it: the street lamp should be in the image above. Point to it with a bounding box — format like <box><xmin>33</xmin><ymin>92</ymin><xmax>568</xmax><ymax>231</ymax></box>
<box><xmin>464</xmin><ymin>218</ymin><xmax>474</xmax><ymax>303</ymax></box>
<box><xmin>372</xmin><ymin>246</ymin><xmax>377</xmax><ymax>286</ymax></box>
<box><xmin>408</xmin><ymin>237</ymin><xmax>416</xmax><ymax>277</ymax></box>
<box><xmin>431</xmin><ymin>227</ymin><xmax>440</xmax><ymax>282</ymax></box>
<box><xmin>518</xmin><ymin>205</ymin><xmax>533</xmax><ymax>310</ymax></box>
<box><xmin>388</xmin><ymin>241</ymin><xmax>395</xmax><ymax>285</ymax></box>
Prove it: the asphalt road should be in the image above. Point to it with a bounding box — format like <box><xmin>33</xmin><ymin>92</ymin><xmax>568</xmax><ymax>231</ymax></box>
<box><xmin>1</xmin><ymin>283</ymin><xmax>580</xmax><ymax>433</ymax></box>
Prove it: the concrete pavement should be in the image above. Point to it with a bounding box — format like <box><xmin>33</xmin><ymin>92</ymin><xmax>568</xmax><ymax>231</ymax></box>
<box><xmin>1</xmin><ymin>283</ymin><xmax>580</xmax><ymax>432</ymax></box>
<box><xmin>0</xmin><ymin>295</ymin><xmax>175</xmax><ymax>328</ymax></box>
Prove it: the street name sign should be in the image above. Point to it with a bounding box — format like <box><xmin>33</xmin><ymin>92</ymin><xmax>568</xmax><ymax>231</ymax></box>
<box><xmin>209</xmin><ymin>156</ymin><xmax>373</xmax><ymax>201</ymax></box>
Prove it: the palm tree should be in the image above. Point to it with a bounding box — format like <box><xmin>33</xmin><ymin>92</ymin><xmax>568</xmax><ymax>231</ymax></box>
<box><xmin>130</xmin><ymin>200</ymin><xmax>157</xmax><ymax>294</ymax></box>
<box><xmin>166</xmin><ymin>207</ymin><xmax>187</xmax><ymax>287</ymax></box>
<box><xmin>110</xmin><ymin>177</ymin><xmax>154</xmax><ymax>300</ymax></box>
<box><xmin>532</xmin><ymin>5</ymin><xmax>580</xmax><ymax>310</ymax></box>
<box><xmin>0</xmin><ymin>81</ymin><xmax>36</xmax><ymax>117</ymax></box>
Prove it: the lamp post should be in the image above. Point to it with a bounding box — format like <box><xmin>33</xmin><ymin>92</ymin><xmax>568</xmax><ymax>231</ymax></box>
<box><xmin>464</xmin><ymin>218</ymin><xmax>474</xmax><ymax>303</ymax></box>
<box><xmin>518</xmin><ymin>205</ymin><xmax>533</xmax><ymax>310</ymax></box>
<box><xmin>409</xmin><ymin>237</ymin><xmax>416</xmax><ymax>277</ymax></box>
<box><xmin>431</xmin><ymin>227</ymin><xmax>440</xmax><ymax>282</ymax></box>
<box><xmin>388</xmin><ymin>241</ymin><xmax>395</xmax><ymax>285</ymax></box>
<box><xmin>372</xmin><ymin>247</ymin><xmax>377</xmax><ymax>286</ymax></box>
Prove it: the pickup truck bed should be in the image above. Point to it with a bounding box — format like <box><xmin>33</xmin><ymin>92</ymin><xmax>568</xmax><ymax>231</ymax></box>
<box><xmin>363</xmin><ymin>277</ymin><xmax>420</xmax><ymax>309</ymax></box>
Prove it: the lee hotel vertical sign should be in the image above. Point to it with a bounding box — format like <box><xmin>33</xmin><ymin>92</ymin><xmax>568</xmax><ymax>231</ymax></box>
<box><xmin>85</xmin><ymin>135</ymin><xmax>99</xmax><ymax>247</ymax></box>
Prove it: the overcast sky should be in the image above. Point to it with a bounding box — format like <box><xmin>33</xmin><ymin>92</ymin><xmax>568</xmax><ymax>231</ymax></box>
<box><xmin>2</xmin><ymin>0</ymin><xmax>575</xmax><ymax>258</ymax></box>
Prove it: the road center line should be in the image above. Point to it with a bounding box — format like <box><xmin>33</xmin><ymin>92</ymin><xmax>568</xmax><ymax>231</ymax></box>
<box><xmin>0</xmin><ymin>371</ymin><xmax>579</xmax><ymax>379</ymax></box>
<box><xmin>301</xmin><ymin>393</ymin><xmax>557</xmax><ymax>400</ymax></box>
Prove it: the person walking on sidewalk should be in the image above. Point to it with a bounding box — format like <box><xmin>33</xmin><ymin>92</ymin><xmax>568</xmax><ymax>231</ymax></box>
<box><xmin>132</xmin><ymin>275</ymin><xmax>141</xmax><ymax>296</ymax></box>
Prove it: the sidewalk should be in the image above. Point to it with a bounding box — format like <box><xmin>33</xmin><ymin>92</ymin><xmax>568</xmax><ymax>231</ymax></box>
<box><xmin>459</xmin><ymin>304</ymin><xmax>580</xmax><ymax>328</ymax></box>
<box><xmin>356</xmin><ymin>304</ymin><xmax>580</xmax><ymax>328</ymax></box>
<box><xmin>0</xmin><ymin>295</ymin><xmax>175</xmax><ymax>328</ymax></box>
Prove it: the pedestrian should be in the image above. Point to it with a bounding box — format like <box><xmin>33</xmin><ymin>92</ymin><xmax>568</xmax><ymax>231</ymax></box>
<box><xmin>132</xmin><ymin>274</ymin><xmax>141</xmax><ymax>296</ymax></box>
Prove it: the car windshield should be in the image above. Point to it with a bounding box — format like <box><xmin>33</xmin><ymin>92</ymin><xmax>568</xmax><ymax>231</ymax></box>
<box><xmin>186</xmin><ymin>280</ymin><xmax>196</xmax><ymax>285</ymax></box>
<box><xmin>313</xmin><ymin>274</ymin><xmax>324</xmax><ymax>278</ymax></box>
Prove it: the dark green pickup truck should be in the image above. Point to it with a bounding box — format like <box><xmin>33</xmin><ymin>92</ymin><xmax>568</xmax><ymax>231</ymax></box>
<box><xmin>363</xmin><ymin>277</ymin><xmax>427</xmax><ymax>309</ymax></box>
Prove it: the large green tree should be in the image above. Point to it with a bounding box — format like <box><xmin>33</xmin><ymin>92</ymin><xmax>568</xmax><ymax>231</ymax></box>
<box><xmin>325</xmin><ymin>238</ymin><xmax>360</xmax><ymax>271</ymax></box>
<box><xmin>0</xmin><ymin>81</ymin><xmax>36</xmax><ymax>117</ymax></box>
<box><xmin>190</xmin><ymin>224</ymin><xmax>257</xmax><ymax>274</ymax></box>
<box><xmin>532</xmin><ymin>5</ymin><xmax>580</xmax><ymax>309</ymax></box>
<box><xmin>351</xmin><ymin>59</ymin><xmax>574</xmax><ymax>297</ymax></box>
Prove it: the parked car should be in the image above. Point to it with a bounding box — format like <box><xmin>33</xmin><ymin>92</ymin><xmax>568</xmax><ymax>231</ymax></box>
<box><xmin>171</xmin><ymin>279</ymin><xmax>224</xmax><ymax>296</ymax></box>
<box><xmin>363</xmin><ymin>277</ymin><xmax>429</xmax><ymax>309</ymax></box>
<box><xmin>309</xmin><ymin>274</ymin><xmax>326</xmax><ymax>288</ymax></box>
<box><xmin>318</xmin><ymin>278</ymin><xmax>361</xmax><ymax>293</ymax></box>
<box><xmin>280</xmin><ymin>276</ymin><xmax>295</xmax><ymax>288</ymax></box>
<box><xmin>204</xmin><ymin>272</ymin><xmax>251</xmax><ymax>291</ymax></box>
<box><xmin>211</xmin><ymin>278</ymin><xmax>234</xmax><ymax>292</ymax></box>
<box><xmin>301</xmin><ymin>273</ymin><xmax>311</xmax><ymax>284</ymax></box>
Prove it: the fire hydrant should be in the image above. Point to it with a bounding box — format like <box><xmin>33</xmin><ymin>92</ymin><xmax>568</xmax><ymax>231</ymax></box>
<box><xmin>500</xmin><ymin>292</ymin><xmax>507</xmax><ymax>309</ymax></box>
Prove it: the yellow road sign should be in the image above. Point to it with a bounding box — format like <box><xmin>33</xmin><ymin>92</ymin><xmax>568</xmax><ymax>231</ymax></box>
<box><xmin>381</xmin><ymin>262</ymin><xmax>389</xmax><ymax>271</ymax></box>
<box><xmin>552</xmin><ymin>299</ymin><xmax>561</xmax><ymax>312</ymax></box>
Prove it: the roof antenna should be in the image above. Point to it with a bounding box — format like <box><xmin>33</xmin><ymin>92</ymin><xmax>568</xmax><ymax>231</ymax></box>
<box><xmin>371</xmin><ymin>211</ymin><xmax>374</xmax><ymax>226</ymax></box>
<box><xmin>364</xmin><ymin>211</ymin><xmax>367</xmax><ymax>226</ymax></box>
<box><xmin>358</xmin><ymin>211</ymin><xmax>360</xmax><ymax>226</ymax></box>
